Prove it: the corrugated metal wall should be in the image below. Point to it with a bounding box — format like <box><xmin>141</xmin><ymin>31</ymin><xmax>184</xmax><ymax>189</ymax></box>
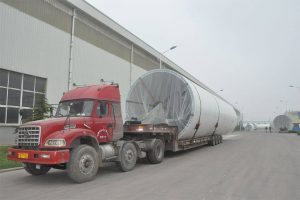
<box><xmin>0</xmin><ymin>0</ymin><xmax>158</xmax><ymax>124</ymax></box>
<box><xmin>1</xmin><ymin>0</ymin><xmax>159</xmax><ymax>71</ymax></box>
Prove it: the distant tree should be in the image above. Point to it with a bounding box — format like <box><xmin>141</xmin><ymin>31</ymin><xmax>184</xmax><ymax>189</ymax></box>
<box><xmin>32</xmin><ymin>96</ymin><xmax>50</xmax><ymax>121</ymax></box>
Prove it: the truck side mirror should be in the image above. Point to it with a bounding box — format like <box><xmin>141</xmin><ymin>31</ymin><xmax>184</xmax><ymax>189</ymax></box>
<box><xmin>50</xmin><ymin>107</ymin><xmax>53</xmax><ymax>117</ymax></box>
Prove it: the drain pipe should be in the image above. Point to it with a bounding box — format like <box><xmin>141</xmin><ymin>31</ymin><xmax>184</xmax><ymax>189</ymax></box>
<box><xmin>68</xmin><ymin>8</ymin><xmax>76</xmax><ymax>91</ymax></box>
<box><xmin>130</xmin><ymin>44</ymin><xmax>133</xmax><ymax>86</ymax></box>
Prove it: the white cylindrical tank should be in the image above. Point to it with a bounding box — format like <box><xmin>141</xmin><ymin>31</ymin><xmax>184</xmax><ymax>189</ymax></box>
<box><xmin>272</xmin><ymin>115</ymin><xmax>293</xmax><ymax>131</ymax></box>
<box><xmin>126</xmin><ymin>69</ymin><xmax>237</xmax><ymax>140</ymax></box>
<box><xmin>244</xmin><ymin>123</ymin><xmax>255</xmax><ymax>131</ymax></box>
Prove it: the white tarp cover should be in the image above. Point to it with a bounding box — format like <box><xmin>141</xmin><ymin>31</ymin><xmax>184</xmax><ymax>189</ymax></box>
<box><xmin>273</xmin><ymin>115</ymin><xmax>293</xmax><ymax>130</ymax></box>
<box><xmin>126</xmin><ymin>70</ymin><xmax>193</xmax><ymax>133</ymax></box>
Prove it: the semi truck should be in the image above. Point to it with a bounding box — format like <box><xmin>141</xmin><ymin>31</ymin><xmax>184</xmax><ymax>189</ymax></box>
<box><xmin>7</xmin><ymin>69</ymin><xmax>238</xmax><ymax>183</ymax></box>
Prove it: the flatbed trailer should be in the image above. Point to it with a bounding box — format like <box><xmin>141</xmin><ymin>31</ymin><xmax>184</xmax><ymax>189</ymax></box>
<box><xmin>123</xmin><ymin>123</ymin><xmax>223</xmax><ymax>152</ymax></box>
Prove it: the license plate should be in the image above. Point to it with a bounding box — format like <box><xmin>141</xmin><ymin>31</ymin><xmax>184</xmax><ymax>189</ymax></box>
<box><xmin>18</xmin><ymin>153</ymin><xmax>29</xmax><ymax>159</ymax></box>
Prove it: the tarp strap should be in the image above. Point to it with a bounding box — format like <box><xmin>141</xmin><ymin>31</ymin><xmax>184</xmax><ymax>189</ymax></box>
<box><xmin>212</xmin><ymin>96</ymin><xmax>220</xmax><ymax>135</ymax></box>
<box><xmin>191</xmin><ymin>84</ymin><xmax>202</xmax><ymax>140</ymax></box>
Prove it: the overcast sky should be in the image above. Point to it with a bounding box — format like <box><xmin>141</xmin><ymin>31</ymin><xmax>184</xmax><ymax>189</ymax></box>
<box><xmin>86</xmin><ymin>0</ymin><xmax>300</xmax><ymax>121</ymax></box>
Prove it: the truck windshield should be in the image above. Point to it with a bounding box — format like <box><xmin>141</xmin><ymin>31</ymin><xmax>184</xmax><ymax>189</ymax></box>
<box><xmin>55</xmin><ymin>100</ymin><xmax>94</xmax><ymax>117</ymax></box>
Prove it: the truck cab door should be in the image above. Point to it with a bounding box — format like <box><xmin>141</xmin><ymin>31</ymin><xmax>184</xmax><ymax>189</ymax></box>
<box><xmin>94</xmin><ymin>101</ymin><xmax>113</xmax><ymax>142</ymax></box>
<box><xmin>112</xmin><ymin>103</ymin><xmax>123</xmax><ymax>140</ymax></box>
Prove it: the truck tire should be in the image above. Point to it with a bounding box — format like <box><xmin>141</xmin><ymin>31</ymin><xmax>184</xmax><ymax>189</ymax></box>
<box><xmin>117</xmin><ymin>142</ymin><xmax>137</xmax><ymax>172</ymax></box>
<box><xmin>67</xmin><ymin>145</ymin><xmax>99</xmax><ymax>183</ymax></box>
<box><xmin>147</xmin><ymin>139</ymin><xmax>165</xmax><ymax>164</ymax></box>
<box><xmin>211</xmin><ymin>136</ymin><xmax>216</xmax><ymax>146</ymax></box>
<box><xmin>24</xmin><ymin>163</ymin><xmax>51</xmax><ymax>175</ymax></box>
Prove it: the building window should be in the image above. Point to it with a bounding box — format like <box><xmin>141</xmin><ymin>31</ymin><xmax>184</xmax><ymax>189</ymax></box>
<box><xmin>0</xmin><ymin>68</ymin><xmax>47</xmax><ymax>125</ymax></box>
<box><xmin>0</xmin><ymin>107</ymin><xmax>5</xmax><ymax>123</ymax></box>
<box><xmin>0</xmin><ymin>88</ymin><xmax>6</xmax><ymax>105</ymax></box>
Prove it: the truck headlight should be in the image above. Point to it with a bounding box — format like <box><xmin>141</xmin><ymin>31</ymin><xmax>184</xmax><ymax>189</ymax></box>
<box><xmin>45</xmin><ymin>139</ymin><xmax>66</xmax><ymax>147</ymax></box>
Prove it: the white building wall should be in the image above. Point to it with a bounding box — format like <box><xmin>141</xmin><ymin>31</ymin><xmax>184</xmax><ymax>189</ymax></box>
<box><xmin>0</xmin><ymin>2</ymin><xmax>70</xmax><ymax>105</ymax></box>
<box><xmin>0</xmin><ymin>1</ymin><xmax>148</xmax><ymax>135</ymax></box>
<box><xmin>0</xmin><ymin>3</ymin><xmax>146</xmax><ymax>114</ymax></box>
<box><xmin>131</xmin><ymin>64</ymin><xmax>147</xmax><ymax>83</ymax></box>
<box><xmin>0</xmin><ymin>2</ymin><xmax>148</xmax><ymax>113</ymax></box>
<box><xmin>72</xmin><ymin>37</ymin><xmax>146</xmax><ymax>117</ymax></box>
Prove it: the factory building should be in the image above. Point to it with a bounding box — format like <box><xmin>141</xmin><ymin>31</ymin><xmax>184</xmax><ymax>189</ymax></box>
<box><xmin>0</xmin><ymin>0</ymin><xmax>239</xmax><ymax>144</ymax></box>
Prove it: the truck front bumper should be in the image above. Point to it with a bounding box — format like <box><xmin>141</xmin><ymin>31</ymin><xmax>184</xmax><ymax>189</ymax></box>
<box><xmin>7</xmin><ymin>148</ymin><xmax>70</xmax><ymax>165</ymax></box>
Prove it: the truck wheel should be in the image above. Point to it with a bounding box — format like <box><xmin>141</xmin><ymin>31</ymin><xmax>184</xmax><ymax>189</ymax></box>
<box><xmin>117</xmin><ymin>142</ymin><xmax>137</xmax><ymax>172</ymax></box>
<box><xmin>147</xmin><ymin>139</ymin><xmax>165</xmax><ymax>164</ymax></box>
<box><xmin>24</xmin><ymin>163</ymin><xmax>51</xmax><ymax>175</ymax></box>
<box><xmin>216</xmin><ymin>136</ymin><xmax>220</xmax><ymax>145</ymax></box>
<box><xmin>211</xmin><ymin>136</ymin><xmax>216</xmax><ymax>146</ymax></box>
<box><xmin>67</xmin><ymin>145</ymin><xmax>99</xmax><ymax>183</ymax></box>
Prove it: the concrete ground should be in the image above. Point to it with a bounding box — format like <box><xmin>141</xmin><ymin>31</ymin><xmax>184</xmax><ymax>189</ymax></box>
<box><xmin>1</xmin><ymin>131</ymin><xmax>300</xmax><ymax>200</ymax></box>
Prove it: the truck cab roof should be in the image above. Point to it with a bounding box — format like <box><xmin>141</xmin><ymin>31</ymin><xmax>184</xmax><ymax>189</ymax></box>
<box><xmin>61</xmin><ymin>84</ymin><xmax>120</xmax><ymax>102</ymax></box>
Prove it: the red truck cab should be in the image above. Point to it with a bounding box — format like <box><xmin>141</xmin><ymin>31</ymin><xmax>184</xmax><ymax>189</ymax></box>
<box><xmin>7</xmin><ymin>84</ymin><xmax>128</xmax><ymax>182</ymax></box>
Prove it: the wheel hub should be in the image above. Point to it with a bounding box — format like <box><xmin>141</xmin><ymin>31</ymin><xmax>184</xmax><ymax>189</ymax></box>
<box><xmin>125</xmin><ymin>149</ymin><xmax>134</xmax><ymax>161</ymax></box>
<box><xmin>79</xmin><ymin>154</ymin><xmax>94</xmax><ymax>175</ymax></box>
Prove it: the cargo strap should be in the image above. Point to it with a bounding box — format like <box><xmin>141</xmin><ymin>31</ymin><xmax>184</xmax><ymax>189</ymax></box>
<box><xmin>191</xmin><ymin>84</ymin><xmax>202</xmax><ymax>141</ymax></box>
<box><xmin>212</xmin><ymin>96</ymin><xmax>220</xmax><ymax>136</ymax></box>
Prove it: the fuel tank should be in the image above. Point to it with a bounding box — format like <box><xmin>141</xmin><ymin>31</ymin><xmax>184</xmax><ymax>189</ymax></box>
<box><xmin>126</xmin><ymin>69</ymin><xmax>238</xmax><ymax>140</ymax></box>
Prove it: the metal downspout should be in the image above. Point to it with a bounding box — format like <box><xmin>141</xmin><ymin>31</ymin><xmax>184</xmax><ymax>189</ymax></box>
<box><xmin>130</xmin><ymin>44</ymin><xmax>133</xmax><ymax>86</ymax></box>
<box><xmin>68</xmin><ymin>8</ymin><xmax>76</xmax><ymax>91</ymax></box>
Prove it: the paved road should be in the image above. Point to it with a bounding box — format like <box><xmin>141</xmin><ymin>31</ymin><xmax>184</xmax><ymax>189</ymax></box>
<box><xmin>1</xmin><ymin>132</ymin><xmax>300</xmax><ymax>200</ymax></box>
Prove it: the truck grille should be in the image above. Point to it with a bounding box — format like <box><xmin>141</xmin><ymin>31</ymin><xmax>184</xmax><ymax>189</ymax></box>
<box><xmin>17</xmin><ymin>126</ymin><xmax>41</xmax><ymax>147</ymax></box>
